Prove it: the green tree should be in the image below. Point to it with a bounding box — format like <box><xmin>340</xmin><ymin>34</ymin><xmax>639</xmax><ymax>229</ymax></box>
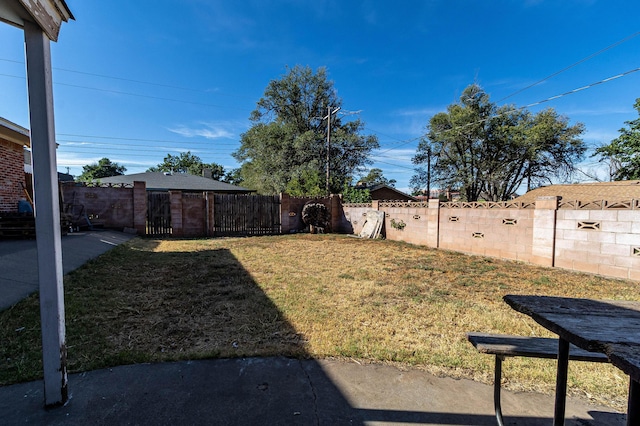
<box><xmin>594</xmin><ymin>98</ymin><xmax>640</xmax><ymax>180</ymax></box>
<box><xmin>233</xmin><ymin>65</ymin><xmax>379</xmax><ymax>195</ymax></box>
<box><xmin>78</xmin><ymin>157</ymin><xmax>126</xmax><ymax>182</ymax></box>
<box><xmin>341</xmin><ymin>183</ymin><xmax>372</xmax><ymax>203</ymax></box>
<box><xmin>222</xmin><ymin>168</ymin><xmax>244</xmax><ymax>186</ymax></box>
<box><xmin>148</xmin><ymin>151</ymin><xmax>225</xmax><ymax>179</ymax></box>
<box><xmin>358</xmin><ymin>168</ymin><xmax>396</xmax><ymax>187</ymax></box>
<box><xmin>412</xmin><ymin>84</ymin><xmax>585</xmax><ymax>201</ymax></box>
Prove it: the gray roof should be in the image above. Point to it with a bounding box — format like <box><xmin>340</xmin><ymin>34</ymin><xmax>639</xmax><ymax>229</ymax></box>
<box><xmin>99</xmin><ymin>172</ymin><xmax>253</xmax><ymax>193</ymax></box>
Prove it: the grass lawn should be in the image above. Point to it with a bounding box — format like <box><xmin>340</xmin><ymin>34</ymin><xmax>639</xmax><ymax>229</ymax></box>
<box><xmin>1</xmin><ymin>234</ymin><xmax>638</xmax><ymax>410</ymax></box>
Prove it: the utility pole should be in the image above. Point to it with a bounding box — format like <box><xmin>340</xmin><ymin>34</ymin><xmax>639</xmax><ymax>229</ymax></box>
<box><xmin>324</xmin><ymin>106</ymin><xmax>340</xmax><ymax>195</ymax></box>
<box><xmin>426</xmin><ymin>145</ymin><xmax>431</xmax><ymax>199</ymax></box>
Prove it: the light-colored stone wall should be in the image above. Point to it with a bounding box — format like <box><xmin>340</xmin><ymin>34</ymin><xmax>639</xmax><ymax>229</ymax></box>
<box><xmin>341</xmin><ymin>204</ymin><xmax>372</xmax><ymax>235</ymax></box>
<box><xmin>438</xmin><ymin>206</ymin><xmax>534</xmax><ymax>263</ymax></box>
<box><xmin>341</xmin><ymin>198</ymin><xmax>640</xmax><ymax>282</ymax></box>
<box><xmin>381</xmin><ymin>202</ymin><xmax>431</xmax><ymax>246</ymax></box>
<box><xmin>554</xmin><ymin>208</ymin><xmax>640</xmax><ymax>280</ymax></box>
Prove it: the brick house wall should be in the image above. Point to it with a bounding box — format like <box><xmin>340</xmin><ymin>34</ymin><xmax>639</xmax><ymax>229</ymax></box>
<box><xmin>0</xmin><ymin>138</ymin><xmax>27</xmax><ymax>213</ymax></box>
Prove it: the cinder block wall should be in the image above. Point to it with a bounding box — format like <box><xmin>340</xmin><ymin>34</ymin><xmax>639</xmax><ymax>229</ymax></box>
<box><xmin>380</xmin><ymin>201</ymin><xmax>431</xmax><ymax>246</ymax></box>
<box><xmin>341</xmin><ymin>197</ymin><xmax>640</xmax><ymax>282</ymax></box>
<box><xmin>438</xmin><ymin>206</ymin><xmax>534</xmax><ymax>263</ymax></box>
<box><xmin>339</xmin><ymin>204</ymin><xmax>371</xmax><ymax>235</ymax></box>
<box><xmin>554</xmin><ymin>207</ymin><xmax>640</xmax><ymax>280</ymax></box>
<box><xmin>0</xmin><ymin>141</ymin><xmax>26</xmax><ymax>212</ymax></box>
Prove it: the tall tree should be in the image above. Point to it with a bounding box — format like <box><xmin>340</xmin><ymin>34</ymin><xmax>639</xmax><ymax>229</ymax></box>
<box><xmin>148</xmin><ymin>151</ymin><xmax>225</xmax><ymax>180</ymax></box>
<box><xmin>593</xmin><ymin>98</ymin><xmax>640</xmax><ymax>180</ymax></box>
<box><xmin>233</xmin><ymin>65</ymin><xmax>379</xmax><ymax>195</ymax></box>
<box><xmin>412</xmin><ymin>84</ymin><xmax>585</xmax><ymax>201</ymax></box>
<box><xmin>358</xmin><ymin>168</ymin><xmax>396</xmax><ymax>187</ymax></box>
<box><xmin>78</xmin><ymin>157</ymin><xmax>126</xmax><ymax>182</ymax></box>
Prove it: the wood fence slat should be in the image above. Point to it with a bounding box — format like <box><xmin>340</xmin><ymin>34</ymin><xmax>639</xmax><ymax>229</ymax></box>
<box><xmin>212</xmin><ymin>194</ymin><xmax>281</xmax><ymax>237</ymax></box>
<box><xmin>146</xmin><ymin>192</ymin><xmax>171</xmax><ymax>236</ymax></box>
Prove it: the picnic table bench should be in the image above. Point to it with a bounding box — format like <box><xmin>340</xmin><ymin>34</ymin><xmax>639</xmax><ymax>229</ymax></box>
<box><xmin>467</xmin><ymin>332</ymin><xmax>609</xmax><ymax>426</ymax></box>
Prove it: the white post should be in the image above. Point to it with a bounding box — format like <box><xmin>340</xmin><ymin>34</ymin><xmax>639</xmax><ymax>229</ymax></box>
<box><xmin>23</xmin><ymin>20</ymin><xmax>68</xmax><ymax>407</ymax></box>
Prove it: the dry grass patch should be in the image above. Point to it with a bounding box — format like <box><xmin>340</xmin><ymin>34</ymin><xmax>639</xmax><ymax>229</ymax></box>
<box><xmin>1</xmin><ymin>234</ymin><xmax>638</xmax><ymax>410</ymax></box>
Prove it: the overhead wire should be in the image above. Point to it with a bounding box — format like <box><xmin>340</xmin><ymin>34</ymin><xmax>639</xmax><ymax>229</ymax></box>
<box><xmin>0</xmin><ymin>57</ymin><xmax>254</xmax><ymax>100</ymax></box>
<box><xmin>0</xmin><ymin>72</ymin><xmax>249</xmax><ymax>110</ymax></box>
<box><xmin>3</xmin><ymin>41</ymin><xmax>636</xmax><ymax>180</ymax></box>
<box><xmin>496</xmin><ymin>30</ymin><xmax>640</xmax><ymax>103</ymax></box>
<box><xmin>364</xmin><ymin>66</ymin><xmax>640</xmax><ymax>175</ymax></box>
<box><xmin>364</xmin><ymin>31</ymin><xmax>640</xmax><ymax>174</ymax></box>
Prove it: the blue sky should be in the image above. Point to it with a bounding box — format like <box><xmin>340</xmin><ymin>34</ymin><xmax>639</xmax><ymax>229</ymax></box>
<box><xmin>1</xmin><ymin>0</ymin><xmax>639</xmax><ymax>193</ymax></box>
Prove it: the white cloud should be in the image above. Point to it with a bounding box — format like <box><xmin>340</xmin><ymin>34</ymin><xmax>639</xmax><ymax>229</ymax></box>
<box><xmin>393</xmin><ymin>107</ymin><xmax>444</xmax><ymax>118</ymax></box>
<box><xmin>562</xmin><ymin>107</ymin><xmax>634</xmax><ymax>117</ymax></box>
<box><xmin>168</xmin><ymin>122</ymin><xmax>236</xmax><ymax>140</ymax></box>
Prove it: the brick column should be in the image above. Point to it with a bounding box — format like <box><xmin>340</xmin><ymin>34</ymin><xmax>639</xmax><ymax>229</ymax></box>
<box><xmin>206</xmin><ymin>192</ymin><xmax>214</xmax><ymax>237</ymax></box>
<box><xmin>330</xmin><ymin>194</ymin><xmax>341</xmax><ymax>233</ymax></box>
<box><xmin>372</xmin><ymin>200</ymin><xmax>380</xmax><ymax>211</ymax></box>
<box><xmin>532</xmin><ymin>196</ymin><xmax>559</xmax><ymax>266</ymax></box>
<box><xmin>170</xmin><ymin>191</ymin><xmax>183</xmax><ymax>237</ymax></box>
<box><xmin>133</xmin><ymin>181</ymin><xmax>146</xmax><ymax>235</ymax></box>
<box><xmin>426</xmin><ymin>199</ymin><xmax>440</xmax><ymax>248</ymax></box>
<box><xmin>280</xmin><ymin>193</ymin><xmax>290</xmax><ymax>234</ymax></box>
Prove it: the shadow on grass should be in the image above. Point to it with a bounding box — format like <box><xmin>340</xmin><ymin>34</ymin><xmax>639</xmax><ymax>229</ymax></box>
<box><xmin>0</xmin><ymin>244</ymin><xmax>627</xmax><ymax>424</ymax></box>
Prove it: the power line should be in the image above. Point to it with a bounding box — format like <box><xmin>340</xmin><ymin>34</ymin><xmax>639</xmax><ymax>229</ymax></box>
<box><xmin>365</xmin><ymin>67</ymin><xmax>640</xmax><ymax>174</ymax></box>
<box><xmin>497</xmin><ymin>30</ymin><xmax>640</xmax><ymax>103</ymax></box>
<box><xmin>0</xmin><ymin>57</ymin><xmax>254</xmax><ymax>100</ymax></box>
<box><xmin>0</xmin><ymin>72</ymin><xmax>249</xmax><ymax>110</ymax></box>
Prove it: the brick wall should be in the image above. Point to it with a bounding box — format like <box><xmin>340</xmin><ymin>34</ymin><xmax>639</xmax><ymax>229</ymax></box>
<box><xmin>0</xmin><ymin>140</ymin><xmax>26</xmax><ymax>212</ymax></box>
<box><xmin>61</xmin><ymin>183</ymin><xmax>135</xmax><ymax>229</ymax></box>
<box><xmin>281</xmin><ymin>193</ymin><xmax>335</xmax><ymax>233</ymax></box>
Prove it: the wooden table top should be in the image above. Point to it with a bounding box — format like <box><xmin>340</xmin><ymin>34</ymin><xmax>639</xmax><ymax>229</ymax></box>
<box><xmin>504</xmin><ymin>295</ymin><xmax>640</xmax><ymax>382</ymax></box>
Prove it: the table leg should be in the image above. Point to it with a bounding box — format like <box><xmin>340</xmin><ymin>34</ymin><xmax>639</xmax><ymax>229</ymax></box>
<box><xmin>554</xmin><ymin>337</ymin><xmax>569</xmax><ymax>426</ymax></box>
<box><xmin>627</xmin><ymin>379</ymin><xmax>640</xmax><ymax>426</ymax></box>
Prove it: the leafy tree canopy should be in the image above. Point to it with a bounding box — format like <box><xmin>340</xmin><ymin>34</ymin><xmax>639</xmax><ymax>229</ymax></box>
<box><xmin>233</xmin><ymin>65</ymin><xmax>379</xmax><ymax>195</ymax></box>
<box><xmin>411</xmin><ymin>84</ymin><xmax>586</xmax><ymax>201</ymax></box>
<box><xmin>78</xmin><ymin>157</ymin><xmax>126</xmax><ymax>182</ymax></box>
<box><xmin>341</xmin><ymin>183</ymin><xmax>372</xmax><ymax>203</ymax></box>
<box><xmin>593</xmin><ymin>98</ymin><xmax>640</xmax><ymax>180</ymax></box>
<box><xmin>148</xmin><ymin>151</ymin><xmax>225</xmax><ymax>180</ymax></box>
<box><xmin>357</xmin><ymin>168</ymin><xmax>396</xmax><ymax>187</ymax></box>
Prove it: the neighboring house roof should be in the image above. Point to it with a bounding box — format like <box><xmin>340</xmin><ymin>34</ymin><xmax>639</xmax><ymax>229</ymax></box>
<box><xmin>58</xmin><ymin>172</ymin><xmax>74</xmax><ymax>182</ymax></box>
<box><xmin>358</xmin><ymin>184</ymin><xmax>418</xmax><ymax>201</ymax></box>
<box><xmin>0</xmin><ymin>117</ymin><xmax>30</xmax><ymax>147</ymax></box>
<box><xmin>514</xmin><ymin>181</ymin><xmax>640</xmax><ymax>203</ymax></box>
<box><xmin>99</xmin><ymin>172</ymin><xmax>254</xmax><ymax>193</ymax></box>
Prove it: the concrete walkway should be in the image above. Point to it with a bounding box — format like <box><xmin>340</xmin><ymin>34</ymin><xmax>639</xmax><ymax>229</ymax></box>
<box><xmin>0</xmin><ymin>357</ymin><xmax>625</xmax><ymax>425</ymax></box>
<box><xmin>0</xmin><ymin>230</ymin><xmax>134</xmax><ymax>311</ymax></box>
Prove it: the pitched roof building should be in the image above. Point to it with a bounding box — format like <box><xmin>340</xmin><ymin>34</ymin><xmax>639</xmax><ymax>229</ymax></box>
<box><xmin>99</xmin><ymin>172</ymin><xmax>254</xmax><ymax>193</ymax></box>
<box><xmin>514</xmin><ymin>181</ymin><xmax>640</xmax><ymax>204</ymax></box>
<box><xmin>355</xmin><ymin>183</ymin><xmax>418</xmax><ymax>201</ymax></box>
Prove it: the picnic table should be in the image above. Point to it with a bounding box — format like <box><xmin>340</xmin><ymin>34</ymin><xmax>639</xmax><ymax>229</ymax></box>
<box><xmin>504</xmin><ymin>295</ymin><xmax>640</xmax><ymax>426</ymax></box>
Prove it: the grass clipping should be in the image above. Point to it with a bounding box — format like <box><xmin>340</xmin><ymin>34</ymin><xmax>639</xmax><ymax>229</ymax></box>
<box><xmin>1</xmin><ymin>234</ymin><xmax>638</xmax><ymax>411</ymax></box>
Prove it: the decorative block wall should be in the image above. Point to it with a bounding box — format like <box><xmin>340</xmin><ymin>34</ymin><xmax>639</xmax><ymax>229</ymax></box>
<box><xmin>341</xmin><ymin>197</ymin><xmax>640</xmax><ymax>282</ymax></box>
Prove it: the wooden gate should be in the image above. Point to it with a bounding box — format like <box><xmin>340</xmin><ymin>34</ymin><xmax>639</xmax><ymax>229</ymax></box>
<box><xmin>213</xmin><ymin>194</ymin><xmax>280</xmax><ymax>236</ymax></box>
<box><xmin>147</xmin><ymin>192</ymin><xmax>171</xmax><ymax>236</ymax></box>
